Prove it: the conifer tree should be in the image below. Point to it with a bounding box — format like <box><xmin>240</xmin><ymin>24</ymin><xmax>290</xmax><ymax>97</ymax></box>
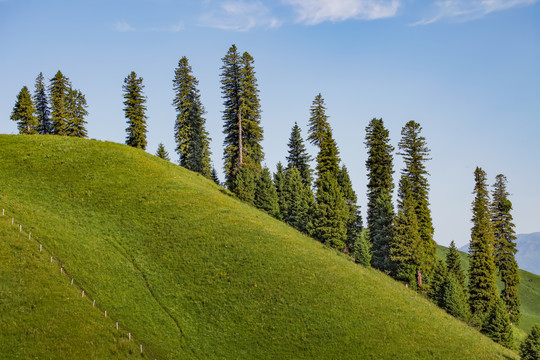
<box><xmin>34</xmin><ymin>72</ymin><xmax>51</xmax><ymax>134</ymax></box>
<box><xmin>286</xmin><ymin>122</ymin><xmax>313</xmax><ymax>186</ymax></box>
<box><xmin>354</xmin><ymin>229</ymin><xmax>372</xmax><ymax>266</ymax></box>
<box><xmin>11</xmin><ymin>86</ymin><xmax>38</xmax><ymax>134</ymax></box>
<box><xmin>282</xmin><ymin>168</ymin><xmax>314</xmax><ymax>233</ymax></box>
<box><xmin>49</xmin><ymin>70</ymin><xmax>71</xmax><ymax>135</ymax></box>
<box><xmin>173</xmin><ymin>56</ymin><xmax>212</xmax><ymax>177</ymax></box>
<box><xmin>233</xmin><ymin>165</ymin><xmax>256</xmax><ymax>204</ymax></box>
<box><xmin>254</xmin><ymin>167</ymin><xmax>280</xmax><ymax>218</ymax></box>
<box><xmin>391</xmin><ymin>181</ymin><xmax>421</xmax><ymax>287</ymax></box>
<box><xmin>430</xmin><ymin>258</ymin><xmax>449</xmax><ymax>306</ymax></box>
<box><xmin>520</xmin><ymin>324</ymin><xmax>540</xmax><ymax>360</ymax></box>
<box><xmin>338</xmin><ymin>165</ymin><xmax>362</xmax><ymax>252</ymax></box>
<box><xmin>311</xmin><ymin>172</ymin><xmax>347</xmax><ymax>249</ymax></box>
<box><xmin>365</xmin><ymin>118</ymin><xmax>394</xmax><ymax>250</ymax></box>
<box><xmin>156</xmin><ymin>143</ymin><xmax>170</xmax><ymax>161</ymax></box>
<box><xmin>221</xmin><ymin>45</ymin><xmax>264</xmax><ymax>189</ymax></box>
<box><xmin>468</xmin><ymin>167</ymin><xmax>498</xmax><ymax>318</ymax></box>
<box><xmin>274</xmin><ymin>162</ymin><xmax>287</xmax><ymax>219</ymax></box>
<box><xmin>123</xmin><ymin>71</ymin><xmax>148</xmax><ymax>149</ymax></box>
<box><xmin>483</xmin><ymin>297</ymin><xmax>514</xmax><ymax>348</ymax></box>
<box><xmin>370</xmin><ymin>189</ymin><xmax>394</xmax><ymax>273</ymax></box>
<box><xmin>491</xmin><ymin>174</ymin><xmax>520</xmax><ymax>324</ymax></box>
<box><xmin>307</xmin><ymin>93</ymin><xmax>331</xmax><ymax>147</ymax></box>
<box><xmin>211</xmin><ymin>167</ymin><xmax>221</xmax><ymax>186</ymax></box>
<box><xmin>446</xmin><ymin>240</ymin><xmax>466</xmax><ymax>290</ymax></box>
<box><xmin>66</xmin><ymin>88</ymin><xmax>88</xmax><ymax>138</ymax></box>
<box><xmin>441</xmin><ymin>273</ymin><xmax>471</xmax><ymax>321</ymax></box>
<box><xmin>315</xmin><ymin>128</ymin><xmax>340</xmax><ymax>183</ymax></box>
<box><xmin>397</xmin><ymin>120</ymin><xmax>436</xmax><ymax>279</ymax></box>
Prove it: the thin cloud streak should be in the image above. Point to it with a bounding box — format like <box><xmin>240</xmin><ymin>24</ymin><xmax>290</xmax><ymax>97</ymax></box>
<box><xmin>115</xmin><ymin>21</ymin><xmax>135</xmax><ymax>32</ymax></box>
<box><xmin>200</xmin><ymin>1</ymin><xmax>281</xmax><ymax>31</ymax></box>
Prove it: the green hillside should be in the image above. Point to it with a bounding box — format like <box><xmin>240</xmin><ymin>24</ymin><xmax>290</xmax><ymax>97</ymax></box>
<box><xmin>437</xmin><ymin>245</ymin><xmax>540</xmax><ymax>333</ymax></box>
<box><xmin>0</xmin><ymin>135</ymin><xmax>519</xmax><ymax>359</ymax></box>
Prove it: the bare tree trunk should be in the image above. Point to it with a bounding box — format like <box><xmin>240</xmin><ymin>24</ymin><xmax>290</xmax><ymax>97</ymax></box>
<box><xmin>417</xmin><ymin>269</ymin><xmax>422</xmax><ymax>286</ymax></box>
<box><xmin>238</xmin><ymin>108</ymin><xmax>243</xmax><ymax>168</ymax></box>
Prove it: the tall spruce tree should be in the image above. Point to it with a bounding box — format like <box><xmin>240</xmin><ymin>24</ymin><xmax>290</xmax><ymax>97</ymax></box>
<box><xmin>173</xmin><ymin>56</ymin><xmax>212</xmax><ymax>177</ymax></box>
<box><xmin>66</xmin><ymin>88</ymin><xmax>88</xmax><ymax>138</ymax></box>
<box><xmin>468</xmin><ymin>167</ymin><xmax>498</xmax><ymax>318</ymax></box>
<box><xmin>311</xmin><ymin>172</ymin><xmax>347</xmax><ymax>249</ymax></box>
<box><xmin>441</xmin><ymin>273</ymin><xmax>471</xmax><ymax>321</ymax></box>
<box><xmin>123</xmin><ymin>71</ymin><xmax>148</xmax><ymax>150</ymax></box>
<box><xmin>491</xmin><ymin>174</ymin><xmax>520</xmax><ymax>324</ymax></box>
<box><xmin>520</xmin><ymin>324</ymin><xmax>540</xmax><ymax>360</ymax></box>
<box><xmin>446</xmin><ymin>240</ymin><xmax>466</xmax><ymax>290</ymax></box>
<box><xmin>337</xmin><ymin>165</ymin><xmax>362</xmax><ymax>252</ymax></box>
<box><xmin>397</xmin><ymin>120</ymin><xmax>436</xmax><ymax>280</ymax></box>
<box><xmin>282</xmin><ymin>167</ymin><xmax>313</xmax><ymax>233</ymax></box>
<box><xmin>286</xmin><ymin>122</ymin><xmax>313</xmax><ymax>186</ymax></box>
<box><xmin>274</xmin><ymin>162</ymin><xmax>287</xmax><ymax>219</ymax></box>
<box><xmin>307</xmin><ymin>93</ymin><xmax>331</xmax><ymax>147</ymax></box>
<box><xmin>33</xmin><ymin>72</ymin><xmax>51</xmax><ymax>134</ymax></box>
<box><xmin>365</xmin><ymin>118</ymin><xmax>394</xmax><ymax>269</ymax></box>
<box><xmin>483</xmin><ymin>297</ymin><xmax>514</xmax><ymax>348</ymax></box>
<box><xmin>354</xmin><ymin>229</ymin><xmax>372</xmax><ymax>266</ymax></box>
<box><xmin>315</xmin><ymin>130</ymin><xmax>341</xmax><ymax>184</ymax></box>
<box><xmin>233</xmin><ymin>165</ymin><xmax>256</xmax><ymax>204</ymax></box>
<box><xmin>11</xmin><ymin>86</ymin><xmax>38</xmax><ymax>134</ymax></box>
<box><xmin>254</xmin><ymin>167</ymin><xmax>280</xmax><ymax>219</ymax></box>
<box><xmin>221</xmin><ymin>45</ymin><xmax>264</xmax><ymax>189</ymax></box>
<box><xmin>49</xmin><ymin>70</ymin><xmax>71</xmax><ymax>135</ymax></box>
<box><xmin>156</xmin><ymin>143</ymin><xmax>170</xmax><ymax>161</ymax></box>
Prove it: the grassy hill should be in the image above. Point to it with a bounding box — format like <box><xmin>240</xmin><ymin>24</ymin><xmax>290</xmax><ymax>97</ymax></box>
<box><xmin>437</xmin><ymin>245</ymin><xmax>540</xmax><ymax>333</ymax></box>
<box><xmin>0</xmin><ymin>135</ymin><xmax>520</xmax><ymax>359</ymax></box>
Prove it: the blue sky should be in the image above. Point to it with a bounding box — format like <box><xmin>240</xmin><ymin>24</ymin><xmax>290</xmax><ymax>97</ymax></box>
<box><xmin>1</xmin><ymin>0</ymin><xmax>539</xmax><ymax>247</ymax></box>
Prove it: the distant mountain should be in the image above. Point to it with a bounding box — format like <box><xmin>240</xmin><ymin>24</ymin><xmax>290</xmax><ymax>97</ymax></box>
<box><xmin>459</xmin><ymin>232</ymin><xmax>540</xmax><ymax>275</ymax></box>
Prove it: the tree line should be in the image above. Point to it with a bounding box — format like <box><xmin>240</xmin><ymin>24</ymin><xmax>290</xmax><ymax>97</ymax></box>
<box><xmin>10</xmin><ymin>44</ymin><xmax>536</xmax><ymax>353</ymax></box>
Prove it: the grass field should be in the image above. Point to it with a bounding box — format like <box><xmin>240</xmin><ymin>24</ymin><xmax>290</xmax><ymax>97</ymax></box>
<box><xmin>0</xmin><ymin>134</ymin><xmax>521</xmax><ymax>359</ymax></box>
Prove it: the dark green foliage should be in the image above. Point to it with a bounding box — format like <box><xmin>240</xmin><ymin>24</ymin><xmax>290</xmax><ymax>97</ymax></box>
<box><xmin>173</xmin><ymin>56</ymin><xmax>212</xmax><ymax>178</ymax></box>
<box><xmin>221</xmin><ymin>45</ymin><xmax>264</xmax><ymax>188</ymax></box>
<box><xmin>391</xmin><ymin>181</ymin><xmax>421</xmax><ymax>287</ymax></box>
<box><xmin>286</xmin><ymin>122</ymin><xmax>313</xmax><ymax>186</ymax></box>
<box><xmin>354</xmin><ymin>229</ymin><xmax>372</xmax><ymax>266</ymax></box>
<box><xmin>315</xmin><ymin>129</ymin><xmax>340</xmax><ymax>183</ymax></box>
<box><xmin>364</xmin><ymin>118</ymin><xmax>394</xmax><ymax>250</ymax></box>
<box><xmin>397</xmin><ymin>120</ymin><xmax>436</xmax><ymax>278</ymax></box>
<box><xmin>307</xmin><ymin>93</ymin><xmax>331</xmax><ymax>147</ymax></box>
<box><xmin>520</xmin><ymin>324</ymin><xmax>540</xmax><ymax>360</ymax></box>
<box><xmin>442</xmin><ymin>274</ymin><xmax>471</xmax><ymax>321</ymax></box>
<box><xmin>33</xmin><ymin>72</ymin><xmax>51</xmax><ymax>134</ymax></box>
<box><xmin>370</xmin><ymin>189</ymin><xmax>394</xmax><ymax>273</ymax></box>
<box><xmin>254</xmin><ymin>167</ymin><xmax>280</xmax><ymax>218</ymax></box>
<box><xmin>274</xmin><ymin>162</ymin><xmax>287</xmax><ymax>219</ymax></box>
<box><xmin>491</xmin><ymin>174</ymin><xmax>520</xmax><ymax>324</ymax></box>
<box><xmin>123</xmin><ymin>71</ymin><xmax>147</xmax><ymax>149</ymax></box>
<box><xmin>337</xmin><ymin>165</ymin><xmax>362</xmax><ymax>252</ymax></box>
<box><xmin>282</xmin><ymin>168</ymin><xmax>314</xmax><ymax>233</ymax></box>
<box><xmin>232</xmin><ymin>165</ymin><xmax>256</xmax><ymax>204</ymax></box>
<box><xmin>66</xmin><ymin>88</ymin><xmax>88</xmax><ymax>138</ymax></box>
<box><xmin>483</xmin><ymin>298</ymin><xmax>514</xmax><ymax>349</ymax></box>
<box><xmin>211</xmin><ymin>167</ymin><xmax>221</xmax><ymax>186</ymax></box>
<box><xmin>468</xmin><ymin>167</ymin><xmax>498</xmax><ymax>318</ymax></box>
<box><xmin>311</xmin><ymin>172</ymin><xmax>347</xmax><ymax>249</ymax></box>
<box><xmin>429</xmin><ymin>258</ymin><xmax>449</xmax><ymax>307</ymax></box>
<box><xmin>11</xmin><ymin>86</ymin><xmax>38</xmax><ymax>134</ymax></box>
<box><xmin>155</xmin><ymin>143</ymin><xmax>170</xmax><ymax>161</ymax></box>
<box><xmin>446</xmin><ymin>240</ymin><xmax>466</xmax><ymax>290</ymax></box>
<box><xmin>49</xmin><ymin>70</ymin><xmax>71</xmax><ymax>135</ymax></box>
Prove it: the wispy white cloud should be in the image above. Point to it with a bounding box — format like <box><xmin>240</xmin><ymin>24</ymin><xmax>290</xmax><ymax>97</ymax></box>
<box><xmin>200</xmin><ymin>1</ymin><xmax>281</xmax><ymax>31</ymax></box>
<box><xmin>169</xmin><ymin>22</ymin><xmax>185</xmax><ymax>32</ymax></box>
<box><xmin>284</xmin><ymin>0</ymin><xmax>400</xmax><ymax>24</ymax></box>
<box><xmin>414</xmin><ymin>0</ymin><xmax>539</xmax><ymax>25</ymax></box>
<box><xmin>115</xmin><ymin>21</ymin><xmax>135</xmax><ymax>32</ymax></box>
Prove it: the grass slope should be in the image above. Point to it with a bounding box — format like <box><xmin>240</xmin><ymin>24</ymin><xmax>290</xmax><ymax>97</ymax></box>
<box><xmin>0</xmin><ymin>135</ymin><xmax>518</xmax><ymax>359</ymax></box>
<box><xmin>436</xmin><ymin>245</ymin><xmax>540</xmax><ymax>333</ymax></box>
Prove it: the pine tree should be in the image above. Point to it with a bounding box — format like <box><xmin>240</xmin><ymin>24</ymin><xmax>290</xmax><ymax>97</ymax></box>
<box><xmin>315</xmin><ymin>128</ymin><xmax>340</xmax><ymax>183</ymax></box>
<box><xmin>483</xmin><ymin>297</ymin><xmax>514</xmax><ymax>348</ymax></box>
<box><xmin>123</xmin><ymin>71</ymin><xmax>148</xmax><ymax>150</ymax></box>
<box><xmin>441</xmin><ymin>273</ymin><xmax>471</xmax><ymax>321</ymax></box>
<box><xmin>221</xmin><ymin>45</ymin><xmax>264</xmax><ymax>189</ymax></box>
<box><xmin>307</xmin><ymin>93</ymin><xmax>331</xmax><ymax>147</ymax></box>
<box><xmin>33</xmin><ymin>72</ymin><xmax>51</xmax><ymax>134</ymax></box>
<box><xmin>233</xmin><ymin>165</ymin><xmax>256</xmax><ymax>204</ymax></box>
<box><xmin>155</xmin><ymin>143</ymin><xmax>170</xmax><ymax>161</ymax></box>
<box><xmin>49</xmin><ymin>70</ymin><xmax>71</xmax><ymax>135</ymax></box>
<box><xmin>391</xmin><ymin>181</ymin><xmax>421</xmax><ymax>287</ymax></box>
<box><xmin>446</xmin><ymin>240</ymin><xmax>466</xmax><ymax>290</ymax></box>
<box><xmin>11</xmin><ymin>86</ymin><xmax>38</xmax><ymax>134</ymax></box>
<box><xmin>66</xmin><ymin>88</ymin><xmax>88</xmax><ymax>138</ymax></box>
<box><xmin>365</xmin><ymin>118</ymin><xmax>394</xmax><ymax>251</ymax></box>
<box><xmin>468</xmin><ymin>167</ymin><xmax>498</xmax><ymax>318</ymax></box>
<box><xmin>273</xmin><ymin>162</ymin><xmax>287</xmax><ymax>220</ymax></box>
<box><xmin>211</xmin><ymin>167</ymin><xmax>221</xmax><ymax>186</ymax></box>
<box><xmin>430</xmin><ymin>258</ymin><xmax>449</xmax><ymax>306</ymax></box>
<box><xmin>311</xmin><ymin>172</ymin><xmax>347</xmax><ymax>249</ymax></box>
<box><xmin>397</xmin><ymin>120</ymin><xmax>436</xmax><ymax>279</ymax></box>
<box><xmin>282</xmin><ymin>167</ymin><xmax>313</xmax><ymax>233</ymax></box>
<box><xmin>173</xmin><ymin>56</ymin><xmax>212</xmax><ymax>177</ymax></box>
<box><xmin>286</xmin><ymin>122</ymin><xmax>313</xmax><ymax>186</ymax></box>
<box><xmin>370</xmin><ymin>189</ymin><xmax>394</xmax><ymax>273</ymax></box>
<box><xmin>338</xmin><ymin>165</ymin><xmax>362</xmax><ymax>252</ymax></box>
<box><xmin>354</xmin><ymin>229</ymin><xmax>372</xmax><ymax>266</ymax></box>
<box><xmin>520</xmin><ymin>324</ymin><xmax>540</xmax><ymax>360</ymax></box>
<box><xmin>491</xmin><ymin>174</ymin><xmax>520</xmax><ymax>324</ymax></box>
<box><xmin>254</xmin><ymin>167</ymin><xmax>280</xmax><ymax>218</ymax></box>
